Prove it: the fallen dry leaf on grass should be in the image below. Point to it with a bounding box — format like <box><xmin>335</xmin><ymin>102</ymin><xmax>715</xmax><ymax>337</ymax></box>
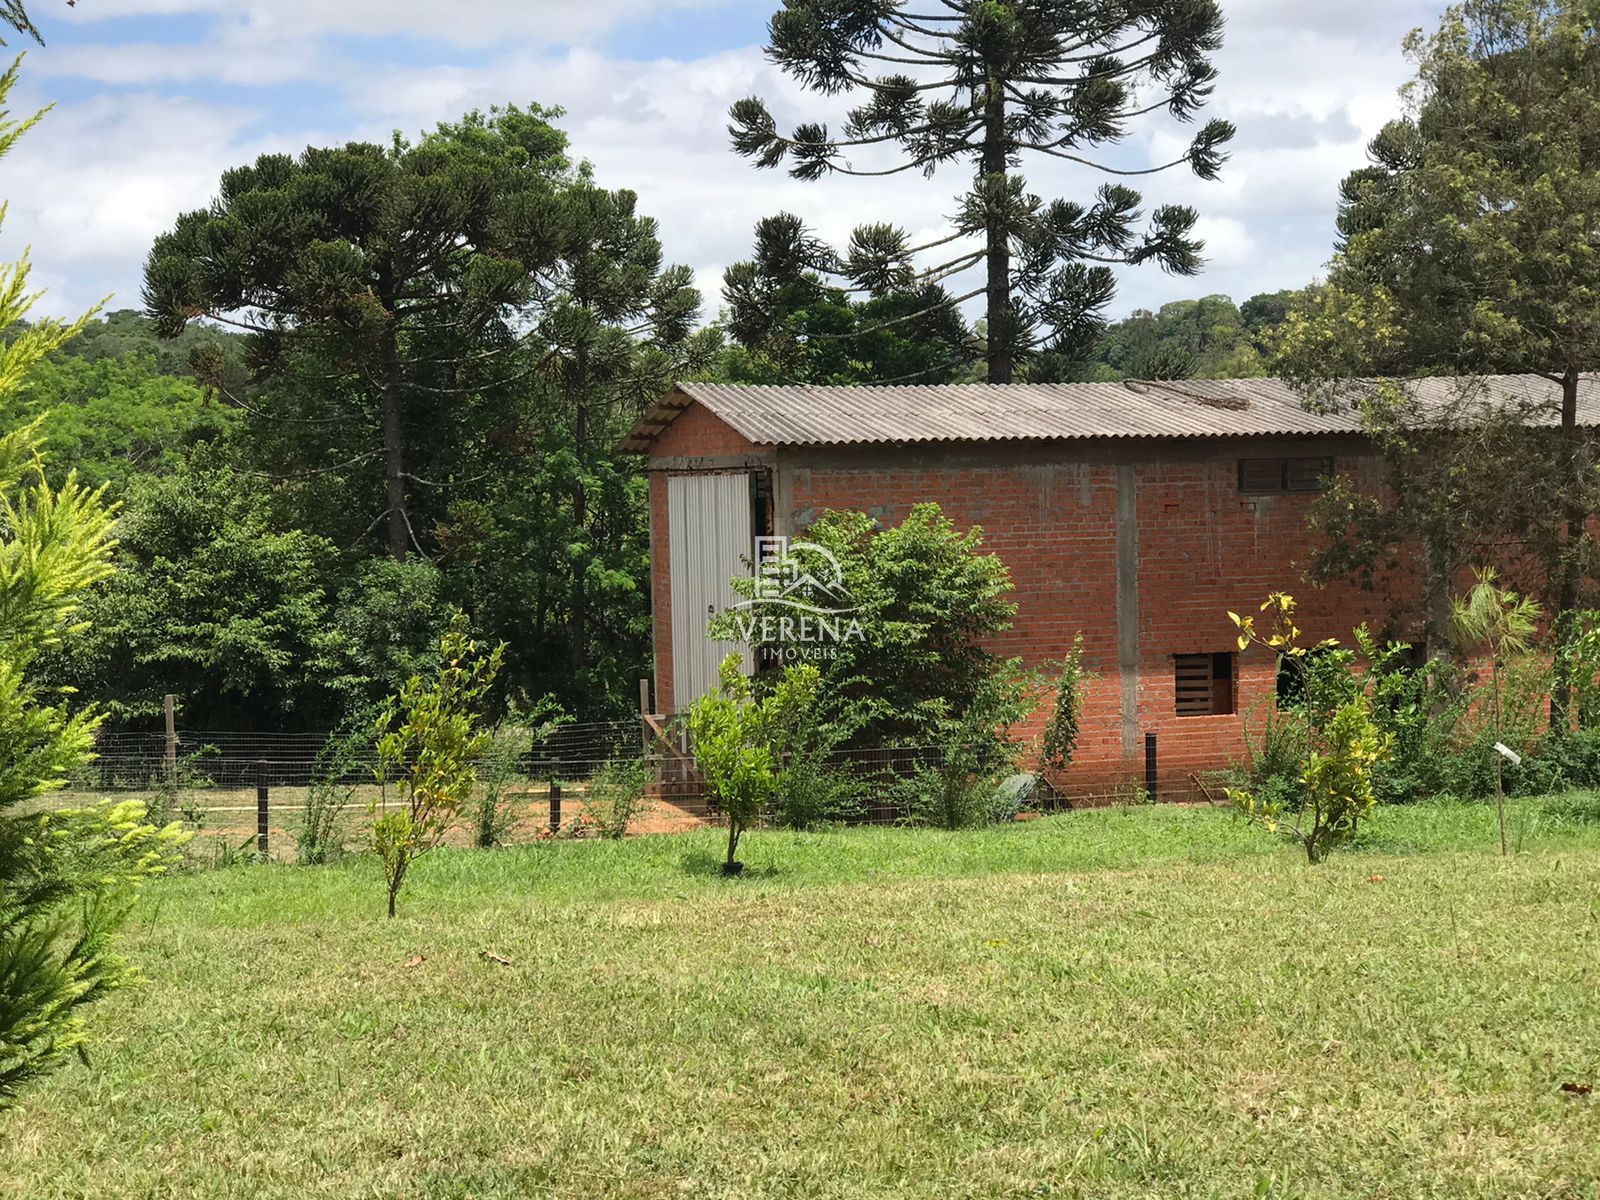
<box><xmin>403</xmin><ymin>955</ymin><xmax>426</xmax><ymax>969</ymax></box>
<box><xmin>1560</xmin><ymin>1081</ymin><xmax>1593</xmax><ymax>1097</ymax></box>
<box><xmin>481</xmin><ymin>950</ymin><xmax>513</xmax><ymax>967</ymax></box>
<box><xmin>1367</xmin><ymin>875</ymin><xmax>1386</xmax><ymax>884</ymax></box>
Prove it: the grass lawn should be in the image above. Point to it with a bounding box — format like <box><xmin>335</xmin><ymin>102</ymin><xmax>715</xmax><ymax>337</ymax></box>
<box><xmin>3</xmin><ymin>798</ymin><xmax>1600</xmax><ymax>1198</ymax></box>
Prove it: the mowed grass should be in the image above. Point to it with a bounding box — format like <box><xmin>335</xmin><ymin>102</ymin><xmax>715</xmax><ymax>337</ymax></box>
<box><xmin>4</xmin><ymin>800</ymin><xmax>1600</xmax><ymax>1199</ymax></box>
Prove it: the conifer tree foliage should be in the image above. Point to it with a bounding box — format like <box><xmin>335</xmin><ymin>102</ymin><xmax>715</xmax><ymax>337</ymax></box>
<box><xmin>0</xmin><ymin>2</ymin><xmax>43</xmax><ymax>44</ymax></box>
<box><xmin>721</xmin><ymin>212</ymin><xmax>974</xmax><ymax>383</ymax></box>
<box><xmin>729</xmin><ymin>0</ymin><xmax>1235</xmax><ymax>383</ymax></box>
<box><xmin>143</xmin><ymin>106</ymin><xmax>710</xmax><ymax>565</ymax></box>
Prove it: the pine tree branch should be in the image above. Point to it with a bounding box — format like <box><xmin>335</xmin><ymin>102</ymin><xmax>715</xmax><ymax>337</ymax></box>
<box><xmin>215</xmin><ymin>382</ymin><xmax>375</xmax><ymax>427</ymax></box>
<box><xmin>876</xmin><ymin>22</ymin><xmax>954</xmax><ymax>63</ymax></box>
<box><xmin>808</xmin><ymin>285</ymin><xmax>984</xmax><ymax>340</ymax></box>
<box><xmin>1016</xmin><ymin>49</ymin><xmax>1165</xmax><ymax>87</ymax></box>
<box><xmin>238</xmin><ymin>449</ymin><xmax>382</xmax><ymax>482</ymax></box>
<box><xmin>1017</xmin><ymin>142</ymin><xmax>1194</xmax><ymax>175</ymax></box>
<box><xmin>917</xmin><ymin>250</ymin><xmax>985</xmax><ymax>286</ymax></box>
<box><xmin>907</xmin><ymin>228</ymin><xmax>971</xmax><ymax>255</ymax></box>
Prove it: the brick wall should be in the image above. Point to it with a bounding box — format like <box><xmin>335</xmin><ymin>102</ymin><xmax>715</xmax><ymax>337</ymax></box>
<box><xmin>648</xmin><ymin>402</ymin><xmax>1407</xmax><ymax>794</ymax></box>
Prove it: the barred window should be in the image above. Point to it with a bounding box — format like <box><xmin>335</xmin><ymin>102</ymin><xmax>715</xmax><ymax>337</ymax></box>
<box><xmin>1238</xmin><ymin>457</ymin><xmax>1333</xmax><ymax>494</ymax></box>
<box><xmin>1175</xmin><ymin>652</ymin><xmax>1236</xmax><ymax>717</ymax></box>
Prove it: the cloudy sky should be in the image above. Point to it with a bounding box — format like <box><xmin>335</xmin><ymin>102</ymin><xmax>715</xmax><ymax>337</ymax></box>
<box><xmin>7</xmin><ymin>0</ymin><xmax>1443</xmax><ymax>325</ymax></box>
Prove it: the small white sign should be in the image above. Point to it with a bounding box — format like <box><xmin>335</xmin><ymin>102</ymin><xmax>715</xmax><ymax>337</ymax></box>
<box><xmin>1493</xmin><ymin>742</ymin><xmax>1522</xmax><ymax>766</ymax></box>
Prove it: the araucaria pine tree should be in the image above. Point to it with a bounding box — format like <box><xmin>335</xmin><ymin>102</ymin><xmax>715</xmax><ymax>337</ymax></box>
<box><xmin>730</xmin><ymin>0</ymin><xmax>1235</xmax><ymax>382</ymax></box>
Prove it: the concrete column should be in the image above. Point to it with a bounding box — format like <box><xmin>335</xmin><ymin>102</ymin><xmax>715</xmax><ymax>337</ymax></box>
<box><xmin>1115</xmin><ymin>464</ymin><xmax>1140</xmax><ymax>759</ymax></box>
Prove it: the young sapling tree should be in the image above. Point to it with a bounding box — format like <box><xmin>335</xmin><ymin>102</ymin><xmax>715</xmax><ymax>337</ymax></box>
<box><xmin>687</xmin><ymin>657</ymin><xmax>820</xmax><ymax>874</ymax></box>
<box><xmin>371</xmin><ymin>615</ymin><xmax>503</xmax><ymax>916</ymax></box>
<box><xmin>1451</xmin><ymin>568</ymin><xmax>1540</xmax><ymax>857</ymax></box>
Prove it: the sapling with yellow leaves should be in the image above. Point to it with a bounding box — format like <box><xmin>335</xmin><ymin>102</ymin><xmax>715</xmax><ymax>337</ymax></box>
<box><xmin>1228</xmin><ymin>594</ymin><xmax>1391</xmax><ymax>864</ymax></box>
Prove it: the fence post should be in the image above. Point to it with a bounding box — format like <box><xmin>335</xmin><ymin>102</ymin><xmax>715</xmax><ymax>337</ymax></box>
<box><xmin>1144</xmin><ymin>733</ymin><xmax>1159</xmax><ymax>803</ymax></box>
<box><xmin>164</xmin><ymin>694</ymin><xmax>178</xmax><ymax>783</ymax></box>
<box><xmin>549</xmin><ymin>781</ymin><xmax>562</xmax><ymax>834</ymax></box>
<box><xmin>639</xmin><ymin>678</ymin><xmax>652</xmax><ymax>754</ymax></box>
<box><xmin>256</xmin><ymin>759</ymin><xmax>269</xmax><ymax>860</ymax></box>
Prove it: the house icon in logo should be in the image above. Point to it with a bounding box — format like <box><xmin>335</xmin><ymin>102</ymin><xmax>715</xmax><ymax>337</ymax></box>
<box><xmin>749</xmin><ymin>537</ymin><xmax>855</xmax><ymax>614</ymax></box>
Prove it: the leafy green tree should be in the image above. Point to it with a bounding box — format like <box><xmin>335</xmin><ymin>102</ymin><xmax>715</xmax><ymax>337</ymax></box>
<box><xmin>324</xmin><ymin>557</ymin><xmax>451</xmax><ymax>713</ymax></box>
<box><xmin>730</xmin><ymin>1</ymin><xmax>1234</xmax><ymax>382</ymax></box>
<box><xmin>147</xmin><ymin>106</ymin><xmax>711</xmax><ymax>718</ymax></box>
<box><xmin>687</xmin><ymin>656</ymin><xmax>820</xmax><ymax>874</ymax></box>
<box><xmin>371</xmin><ymin>614</ymin><xmax>502</xmax><ymax>917</ymax></box>
<box><xmin>1239</xmin><ymin>290</ymin><xmax>1298</xmax><ymax>340</ymax></box>
<box><xmin>51</xmin><ymin>309</ymin><xmax>253</xmax><ymax>400</ymax></box>
<box><xmin>55</xmin><ymin>449</ymin><xmax>340</xmax><ymax>728</ymax></box>
<box><xmin>720</xmin><ymin>213</ymin><xmax>974</xmax><ymax>384</ymax></box>
<box><xmin>722</xmin><ymin>503</ymin><xmax>1020</xmax><ymax>756</ymax></box>
<box><xmin>1082</xmin><ymin>293</ymin><xmax>1275</xmax><ymax>381</ymax></box>
<box><xmin>15</xmin><ymin>351</ymin><xmax>236</xmax><ymax>493</ymax></box>
<box><xmin>1228</xmin><ymin>595</ymin><xmax>1392</xmax><ymax>864</ymax></box>
<box><xmin>144</xmin><ymin>105</ymin><xmax>580</xmax><ymax>561</ymax></box>
<box><xmin>1276</xmin><ymin>0</ymin><xmax>1600</xmax><ymax>715</ymax></box>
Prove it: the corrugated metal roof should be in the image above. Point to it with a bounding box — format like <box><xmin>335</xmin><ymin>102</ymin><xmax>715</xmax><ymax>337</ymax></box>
<box><xmin>617</xmin><ymin>375</ymin><xmax>1600</xmax><ymax>452</ymax></box>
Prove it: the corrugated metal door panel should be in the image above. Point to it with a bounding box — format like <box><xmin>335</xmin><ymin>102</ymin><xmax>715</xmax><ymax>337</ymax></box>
<box><xmin>668</xmin><ymin>474</ymin><xmax>754</xmax><ymax>711</ymax></box>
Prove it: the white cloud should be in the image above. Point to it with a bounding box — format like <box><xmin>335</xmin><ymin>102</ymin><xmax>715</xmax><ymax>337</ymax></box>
<box><xmin>56</xmin><ymin>0</ymin><xmax>727</xmax><ymax>50</ymax></box>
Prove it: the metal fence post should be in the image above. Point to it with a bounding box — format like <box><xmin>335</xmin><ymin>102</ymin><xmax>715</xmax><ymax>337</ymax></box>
<box><xmin>256</xmin><ymin>759</ymin><xmax>269</xmax><ymax>859</ymax></box>
<box><xmin>1144</xmin><ymin>733</ymin><xmax>1159</xmax><ymax>803</ymax></box>
<box><xmin>549</xmin><ymin>780</ymin><xmax>562</xmax><ymax>834</ymax></box>
<box><xmin>164</xmin><ymin>694</ymin><xmax>178</xmax><ymax>783</ymax></box>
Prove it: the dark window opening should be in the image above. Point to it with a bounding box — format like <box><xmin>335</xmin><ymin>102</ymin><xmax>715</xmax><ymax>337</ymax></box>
<box><xmin>751</xmin><ymin>471</ymin><xmax>773</xmax><ymax>542</ymax></box>
<box><xmin>1175</xmin><ymin>652</ymin><xmax>1235</xmax><ymax>717</ymax></box>
<box><xmin>1238</xmin><ymin>457</ymin><xmax>1334</xmax><ymax>495</ymax></box>
<box><xmin>1275</xmin><ymin>644</ymin><xmax>1348</xmax><ymax>708</ymax></box>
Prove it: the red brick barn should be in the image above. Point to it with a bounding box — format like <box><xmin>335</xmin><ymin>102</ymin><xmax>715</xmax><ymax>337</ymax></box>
<box><xmin>618</xmin><ymin>376</ymin><xmax>1585</xmax><ymax>796</ymax></box>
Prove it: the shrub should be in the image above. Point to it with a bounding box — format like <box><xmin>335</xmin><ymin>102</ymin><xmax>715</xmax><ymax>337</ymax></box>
<box><xmin>1355</xmin><ymin>630</ymin><xmax>1467</xmax><ymax>805</ymax></box>
<box><xmin>720</xmin><ymin>504</ymin><xmax>1018</xmax><ymax>759</ymax></box>
<box><xmin>1227</xmin><ymin>595</ymin><xmax>1392</xmax><ymax>863</ymax></box>
<box><xmin>297</xmin><ymin>720</ymin><xmax>372</xmax><ymax>866</ymax></box>
<box><xmin>473</xmin><ymin>700</ymin><xmax>569</xmax><ymax>849</ymax></box>
<box><xmin>1450</xmin><ymin>568</ymin><xmax>1541</xmax><ymax>856</ymax></box>
<box><xmin>771</xmin><ymin>695</ymin><xmax>868</xmax><ymax>829</ymax></box>
<box><xmin>900</xmin><ymin>744</ymin><xmax>1013</xmax><ymax>830</ymax></box>
<box><xmin>1039</xmin><ymin>634</ymin><xmax>1089</xmax><ymax>771</ymax></box>
<box><xmin>687</xmin><ymin>657</ymin><xmax>820</xmax><ymax>874</ymax></box>
<box><xmin>580</xmin><ymin>756</ymin><xmax>651</xmax><ymax>840</ymax></box>
<box><xmin>371</xmin><ymin>614</ymin><xmax>503</xmax><ymax>917</ymax></box>
<box><xmin>900</xmin><ymin>671</ymin><xmax>1032</xmax><ymax>829</ymax></box>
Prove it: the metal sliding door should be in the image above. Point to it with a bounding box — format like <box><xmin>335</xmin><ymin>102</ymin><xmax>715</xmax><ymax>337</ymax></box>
<box><xmin>667</xmin><ymin>473</ymin><xmax>754</xmax><ymax>709</ymax></box>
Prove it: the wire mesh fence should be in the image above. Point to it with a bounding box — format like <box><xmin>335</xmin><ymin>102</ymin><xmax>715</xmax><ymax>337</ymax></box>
<box><xmin>54</xmin><ymin>720</ymin><xmax>1222</xmax><ymax>864</ymax></box>
<box><xmin>71</xmin><ymin>720</ymin><xmax>644</xmax><ymax>792</ymax></box>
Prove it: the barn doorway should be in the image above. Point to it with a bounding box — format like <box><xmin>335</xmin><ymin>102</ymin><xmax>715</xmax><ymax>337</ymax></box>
<box><xmin>667</xmin><ymin>473</ymin><xmax>757</xmax><ymax>709</ymax></box>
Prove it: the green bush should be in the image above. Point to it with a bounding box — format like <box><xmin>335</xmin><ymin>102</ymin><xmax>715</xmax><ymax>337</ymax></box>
<box><xmin>472</xmin><ymin>703</ymin><xmax>568</xmax><ymax>849</ymax></box>
<box><xmin>371</xmin><ymin>615</ymin><xmax>503</xmax><ymax>917</ymax></box>
<box><xmin>897</xmin><ymin>673</ymin><xmax>1031</xmax><ymax>830</ymax></box>
<box><xmin>297</xmin><ymin>720</ymin><xmax>372</xmax><ymax>866</ymax></box>
<box><xmin>687</xmin><ymin>657</ymin><xmax>820</xmax><ymax>873</ymax></box>
<box><xmin>1355</xmin><ymin>630</ymin><xmax>1469</xmax><ymax>805</ymax></box>
<box><xmin>719</xmin><ymin>504</ymin><xmax>1018</xmax><ymax>761</ymax></box>
<box><xmin>579</xmin><ymin>756</ymin><xmax>651</xmax><ymax>840</ymax></box>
